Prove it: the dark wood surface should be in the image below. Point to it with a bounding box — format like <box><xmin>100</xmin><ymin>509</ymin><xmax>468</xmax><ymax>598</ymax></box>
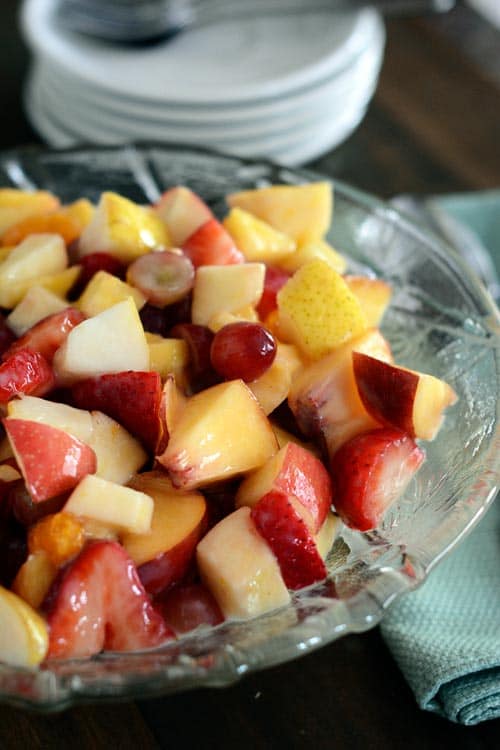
<box><xmin>1</xmin><ymin>1</ymin><xmax>500</xmax><ymax>746</ymax></box>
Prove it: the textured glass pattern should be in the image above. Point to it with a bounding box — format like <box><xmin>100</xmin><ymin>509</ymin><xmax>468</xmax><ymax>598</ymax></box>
<box><xmin>0</xmin><ymin>144</ymin><xmax>498</xmax><ymax>711</ymax></box>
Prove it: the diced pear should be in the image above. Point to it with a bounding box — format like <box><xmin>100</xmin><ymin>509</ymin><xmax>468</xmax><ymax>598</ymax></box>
<box><xmin>88</xmin><ymin>411</ymin><xmax>147</xmax><ymax>485</ymax></box>
<box><xmin>191</xmin><ymin>263</ymin><xmax>265</xmax><ymax>326</ymax></box>
<box><xmin>64</xmin><ymin>474</ymin><xmax>154</xmax><ymax>535</ymax></box>
<box><xmin>7</xmin><ymin>286</ymin><xmax>69</xmax><ymax>337</ymax></box>
<box><xmin>0</xmin><ymin>189</ymin><xmax>59</xmax><ymax>237</ymax></box>
<box><xmin>227</xmin><ymin>182</ymin><xmax>332</xmax><ymax>244</ymax></box>
<box><xmin>279</xmin><ymin>238</ymin><xmax>347</xmax><ymax>274</ymax></box>
<box><xmin>4</xmin><ymin>266</ymin><xmax>80</xmax><ymax>309</ymax></box>
<box><xmin>148</xmin><ymin>337</ymin><xmax>189</xmax><ymax>383</ymax></box>
<box><xmin>277</xmin><ymin>259</ymin><xmax>367</xmax><ymax>360</ymax></box>
<box><xmin>53</xmin><ymin>298</ymin><xmax>150</xmax><ymax>381</ymax></box>
<box><xmin>0</xmin><ymin>234</ymin><xmax>67</xmax><ymax>308</ymax></box>
<box><xmin>77</xmin><ymin>270</ymin><xmax>146</xmax><ymax>316</ymax></box>
<box><xmin>157</xmin><ymin>379</ymin><xmax>278</xmax><ymax>489</ymax></box>
<box><xmin>223</xmin><ymin>207</ymin><xmax>295</xmax><ymax>264</ymax></box>
<box><xmin>0</xmin><ymin>585</ymin><xmax>49</xmax><ymax>667</ymax></box>
<box><xmin>248</xmin><ymin>342</ymin><xmax>304</xmax><ymax>415</ymax></box>
<box><xmin>197</xmin><ymin>506</ymin><xmax>290</xmax><ymax>619</ymax></box>
<box><xmin>8</xmin><ymin>396</ymin><xmax>94</xmax><ymax>444</ymax></box>
<box><xmin>78</xmin><ymin>192</ymin><xmax>169</xmax><ymax>263</ymax></box>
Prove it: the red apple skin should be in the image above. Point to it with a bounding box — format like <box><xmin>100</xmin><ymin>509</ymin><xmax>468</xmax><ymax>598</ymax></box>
<box><xmin>137</xmin><ymin>520</ymin><xmax>207</xmax><ymax>597</ymax></box>
<box><xmin>353</xmin><ymin>352</ymin><xmax>418</xmax><ymax>436</ymax></box>
<box><xmin>0</xmin><ymin>349</ymin><xmax>55</xmax><ymax>404</ymax></box>
<box><xmin>4</xmin><ymin>308</ymin><xmax>86</xmax><ymax>363</ymax></box>
<box><xmin>155</xmin><ymin>583</ymin><xmax>224</xmax><ymax>635</ymax></box>
<box><xmin>71</xmin><ymin>370</ymin><xmax>162</xmax><ymax>452</ymax></box>
<box><xmin>256</xmin><ymin>266</ymin><xmax>292</xmax><ymax>321</ymax></box>
<box><xmin>3</xmin><ymin>419</ymin><xmax>97</xmax><ymax>504</ymax></box>
<box><xmin>182</xmin><ymin>219</ymin><xmax>244</xmax><ymax>268</ymax></box>
<box><xmin>251</xmin><ymin>490</ymin><xmax>327</xmax><ymax>590</ymax></box>
<box><xmin>329</xmin><ymin>427</ymin><xmax>425</xmax><ymax>532</ymax></box>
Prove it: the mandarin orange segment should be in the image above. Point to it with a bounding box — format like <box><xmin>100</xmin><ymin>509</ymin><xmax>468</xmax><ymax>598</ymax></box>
<box><xmin>28</xmin><ymin>512</ymin><xmax>86</xmax><ymax>567</ymax></box>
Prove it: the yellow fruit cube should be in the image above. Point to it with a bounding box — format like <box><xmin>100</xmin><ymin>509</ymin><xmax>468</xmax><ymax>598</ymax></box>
<box><xmin>277</xmin><ymin>259</ymin><xmax>367</xmax><ymax>360</ymax></box>
<box><xmin>62</xmin><ymin>198</ymin><xmax>95</xmax><ymax>231</ymax></box>
<box><xmin>148</xmin><ymin>337</ymin><xmax>190</xmax><ymax>382</ymax></box>
<box><xmin>78</xmin><ymin>192</ymin><xmax>170</xmax><ymax>264</ymax></box>
<box><xmin>248</xmin><ymin>342</ymin><xmax>304</xmax><ymax>415</ymax></box>
<box><xmin>223</xmin><ymin>207</ymin><xmax>295</xmax><ymax>263</ymax></box>
<box><xmin>344</xmin><ymin>275</ymin><xmax>393</xmax><ymax>327</ymax></box>
<box><xmin>208</xmin><ymin>306</ymin><xmax>259</xmax><ymax>333</ymax></box>
<box><xmin>7</xmin><ymin>285</ymin><xmax>68</xmax><ymax>337</ymax></box>
<box><xmin>0</xmin><ymin>234</ymin><xmax>68</xmax><ymax>308</ymax></box>
<box><xmin>227</xmin><ymin>182</ymin><xmax>332</xmax><ymax>244</ymax></box>
<box><xmin>77</xmin><ymin>270</ymin><xmax>146</xmax><ymax>316</ymax></box>
<box><xmin>0</xmin><ymin>189</ymin><xmax>60</xmax><ymax>237</ymax></box>
<box><xmin>279</xmin><ymin>238</ymin><xmax>346</xmax><ymax>275</ymax></box>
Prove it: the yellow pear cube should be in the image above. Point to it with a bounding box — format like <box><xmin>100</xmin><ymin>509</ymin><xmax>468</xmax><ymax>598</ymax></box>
<box><xmin>78</xmin><ymin>191</ymin><xmax>170</xmax><ymax>263</ymax></box>
<box><xmin>277</xmin><ymin>259</ymin><xmax>367</xmax><ymax>360</ymax></box>
<box><xmin>158</xmin><ymin>379</ymin><xmax>278</xmax><ymax>489</ymax></box>
<box><xmin>227</xmin><ymin>182</ymin><xmax>332</xmax><ymax>244</ymax></box>
<box><xmin>7</xmin><ymin>285</ymin><xmax>69</xmax><ymax>336</ymax></box>
<box><xmin>223</xmin><ymin>207</ymin><xmax>295</xmax><ymax>263</ymax></box>
<box><xmin>77</xmin><ymin>270</ymin><xmax>146</xmax><ymax>316</ymax></box>
<box><xmin>0</xmin><ymin>189</ymin><xmax>60</xmax><ymax>237</ymax></box>
<box><xmin>279</xmin><ymin>238</ymin><xmax>347</xmax><ymax>275</ymax></box>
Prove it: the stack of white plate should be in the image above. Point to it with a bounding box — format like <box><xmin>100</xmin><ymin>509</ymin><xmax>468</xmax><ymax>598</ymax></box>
<box><xmin>21</xmin><ymin>0</ymin><xmax>386</xmax><ymax>165</ymax></box>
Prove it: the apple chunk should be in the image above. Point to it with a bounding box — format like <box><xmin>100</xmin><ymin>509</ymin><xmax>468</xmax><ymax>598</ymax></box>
<box><xmin>154</xmin><ymin>186</ymin><xmax>213</xmax><ymax>246</ymax></box>
<box><xmin>121</xmin><ymin>471</ymin><xmax>207</xmax><ymax>595</ymax></box>
<box><xmin>4</xmin><ymin>418</ymin><xmax>97</xmax><ymax>503</ymax></box>
<box><xmin>53</xmin><ymin>298</ymin><xmax>150</xmax><ymax>382</ymax></box>
<box><xmin>197</xmin><ymin>506</ymin><xmax>290</xmax><ymax>619</ymax></box>
<box><xmin>88</xmin><ymin>411</ymin><xmax>147</xmax><ymax>485</ymax></box>
<box><xmin>7</xmin><ymin>395</ymin><xmax>93</xmax><ymax>445</ymax></box>
<box><xmin>158</xmin><ymin>379</ymin><xmax>278</xmax><ymax>490</ymax></box>
<box><xmin>236</xmin><ymin>442</ymin><xmax>332</xmax><ymax>533</ymax></box>
<box><xmin>191</xmin><ymin>262</ymin><xmax>265</xmax><ymax>327</ymax></box>
<box><xmin>353</xmin><ymin>352</ymin><xmax>458</xmax><ymax>440</ymax></box>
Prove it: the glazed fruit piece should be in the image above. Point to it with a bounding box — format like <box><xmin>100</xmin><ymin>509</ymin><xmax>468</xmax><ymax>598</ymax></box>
<box><xmin>72</xmin><ymin>252</ymin><xmax>125</xmax><ymax>296</ymax></box>
<box><xmin>344</xmin><ymin>276</ymin><xmax>393</xmax><ymax>327</ymax></box>
<box><xmin>154</xmin><ymin>186</ymin><xmax>213</xmax><ymax>247</ymax></box>
<box><xmin>7</xmin><ymin>286</ymin><xmax>69</xmax><ymax>337</ymax></box>
<box><xmin>4</xmin><ymin>308</ymin><xmax>86</xmax><ymax>363</ymax></box>
<box><xmin>155</xmin><ymin>582</ymin><xmax>224</xmax><ymax>635</ymax></box>
<box><xmin>0</xmin><ymin>188</ymin><xmax>59</xmax><ymax>237</ymax></box>
<box><xmin>43</xmin><ymin>540</ymin><xmax>173</xmax><ymax>659</ymax></box>
<box><xmin>0</xmin><ymin>585</ymin><xmax>48</xmax><ymax>667</ymax></box>
<box><xmin>329</xmin><ymin>428</ymin><xmax>425</xmax><ymax>532</ymax></box>
<box><xmin>352</xmin><ymin>352</ymin><xmax>458</xmax><ymax>440</ymax></box>
<box><xmin>7</xmin><ymin>395</ymin><xmax>94</xmax><ymax>445</ymax></box>
<box><xmin>250</xmin><ymin>490</ymin><xmax>327</xmax><ymax>590</ymax></box>
<box><xmin>87</xmin><ymin>410</ymin><xmax>148</xmax><ymax>485</ymax></box>
<box><xmin>210</xmin><ymin>321</ymin><xmax>277</xmax><ymax>382</ymax></box>
<box><xmin>0</xmin><ymin>349</ymin><xmax>55</xmax><ymax>404</ymax></box>
<box><xmin>0</xmin><ymin>234</ymin><xmax>68</xmax><ymax>308</ymax></box>
<box><xmin>183</xmin><ymin>218</ymin><xmax>244</xmax><ymax>268</ymax></box>
<box><xmin>255</xmin><ymin>265</ymin><xmax>292</xmax><ymax>321</ymax></box>
<box><xmin>71</xmin><ymin>369</ymin><xmax>162</xmax><ymax>451</ymax></box>
<box><xmin>76</xmin><ymin>270</ymin><xmax>146</xmax><ymax>317</ymax></box>
<box><xmin>4</xmin><ymin>418</ymin><xmax>97</xmax><ymax>504</ymax></box>
<box><xmin>197</xmin><ymin>506</ymin><xmax>290</xmax><ymax>619</ymax></box>
<box><xmin>236</xmin><ymin>442</ymin><xmax>332</xmax><ymax>533</ymax></box>
<box><xmin>191</xmin><ymin>262</ymin><xmax>265</xmax><ymax>327</ymax></box>
<box><xmin>223</xmin><ymin>207</ymin><xmax>295</xmax><ymax>264</ymax></box>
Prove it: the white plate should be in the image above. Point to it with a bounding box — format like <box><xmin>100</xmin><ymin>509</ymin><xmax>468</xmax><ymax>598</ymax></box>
<box><xmin>22</xmin><ymin>0</ymin><xmax>380</xmax><ymax>104</ymax></box>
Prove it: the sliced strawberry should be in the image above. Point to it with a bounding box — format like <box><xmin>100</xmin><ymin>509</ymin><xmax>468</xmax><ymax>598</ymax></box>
<box><xmin>182</xmin><ymin>218</ymin><xmax>244</xmax><ymax>268</ymax></box>
<box><xmin>3</xmin><ymin>419</ymin><xmax>97</xmax><ymax>504</ymax></box>
<box><xmin>3</xmin><ymin>308</ymin><xmax>86</xmax><ymax>363</ymax></box>
<box><xmin>256</xmin><ymin>265</ymin><xmax>292</xmax><ymax>321</ymax></box>
<box><xmin>71</xmin><ymin>370</ymin><xmax>162</xmax><ymax>451</ymax></box>
<box><xmin>250</xmin><ymin>490</ymin><xmax>327</xmax><ymax>590</ymax></box>
<box><xmin>44</xmin><ymin>540</ymin><xmax>173</xmax><ymax>659</ymax></box>
<box><xmin>0</xmin><ymin>348</ymin><xmax>55</xmax><ymax>404</ymax></box>
<box><xmin>329</xmin><ymin>427</ymin><xmax>425</xmax><ymax>531</ymax></box>
<box><xmin>155</xmin><ymin>583</ymin><xmax>224</xmax><ymax>635</ymax></box>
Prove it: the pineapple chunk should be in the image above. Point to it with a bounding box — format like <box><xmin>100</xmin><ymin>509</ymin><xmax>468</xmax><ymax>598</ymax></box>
<box><xmin>277</xmin><ymin>259</ymin><xmax>367</xmax><ymax>360</ymax></box>
<box><xmin>148</xmin><ymin>337</ymin><xmax>189</xmax><ymax>382</ymax></box>
<box><xmin>7</xmin><ymin>285</ymin><xmax>68</xmax><ymax>336</ymax></box>
<box><xmin>279</xmin><ymin>238</ymin><xmax>346</xmax><ymax>274</ymax></box>
<box><xmin>4</xmin><ymin>266</ymin><xmax>80</xmax><ymax>309</ymax></box>
<box><xmin>0</xmin><ymin>189</ymin><xmax>59</xmax><ymax>237</ymax></box>
<box><xmin>191</xmin><ymin>263</ymin><xmax>265</xmax><ymax>327</ymax></box>
<box><xmin>223</xmin><ymin>207</ymin><xmax>295</xmax><ymax>263</ymax></box>
<box><xmin>77</xmin><ymin>270</ymin><xmax>146</xmax><ymax>316</ymax></box>
<box><xmin>0</xmin><ymin>234</ymin><xmax>67</xmax><ymax>308</ymax></box>
<box><xmin>227</xmin><ymin>182</ymin><xmax>332</xmax><ymax>244</ymax></box>
<box><xmin>62</xmin><ymin>198</ymin><xmax>94</xmax><ymax>230</ymax></box>
<box><xmin>78</xmin><ymin>192</ymin><xmax>170</xmax><ymax>263</ymax></box>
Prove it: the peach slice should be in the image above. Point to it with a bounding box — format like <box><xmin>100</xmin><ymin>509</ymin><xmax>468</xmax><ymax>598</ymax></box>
<box><xmin>223</xmin><ymin>207</ymin><xmax>295</xmax><ymax>264</ymax></box>
<box><xmin>236</xmin><ymin>442</ymin><xmax>332</xmax><ymax>533</ymax></box>
<box><xmin>344</xmin><ymin>276</ymin><xmax>393</xmax><ymax>327</ymax></box>
<box><xmin>248</xmin><ymin>342</ymin><xmax>304</xmax><ymax>416</ymax></box>
<box><xmin>353</xmin><ymin>352</ymin><xmax>458</xmax><ymax>440</ymax></box>
<box><xmin>157</xmin><ymin>379</ymin><xmax>278</xmax><ymax>490</ymax></box>
<box><xmin>197</xmin><ymin>506</ymin><xmax>290</xmax><ymax>619</ymax></box>
<box><xmin>154</xmin><ymin>186</ymin><xmax>213</xmax><ymax>247</ymax></box>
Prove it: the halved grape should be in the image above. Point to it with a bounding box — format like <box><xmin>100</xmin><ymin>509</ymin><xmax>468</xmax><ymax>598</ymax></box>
<box><xmin>127</xmin><ymin>250</ymin><xmax>194</xmax><ymax>307</ymax></box>
<box><xmin>210</xmin><ymin>322</ymin><xmax>277</xmax><ymax>382</ymax></box>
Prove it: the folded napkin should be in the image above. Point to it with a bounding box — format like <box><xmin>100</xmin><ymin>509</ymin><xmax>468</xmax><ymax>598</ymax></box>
<box><xmin>381</xmin><ymin>191</ymin><xmax>500</xmax><ymax>725</ymax></box>
<box><xmin>381</xmin><ymin>498</ymin><xmax>500</xmax><ymax>725</ymax></box>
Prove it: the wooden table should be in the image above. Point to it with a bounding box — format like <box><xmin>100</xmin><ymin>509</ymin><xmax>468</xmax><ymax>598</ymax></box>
<box><xmin>1</xmin><ymin>1</ymin><xmax>500</xmax><ymax>747</ymax></box>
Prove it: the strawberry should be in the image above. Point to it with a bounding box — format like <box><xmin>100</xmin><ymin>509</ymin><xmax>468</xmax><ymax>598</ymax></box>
<box><xmin>329</xmin><ymin>427</ymin><xmax>425</xmax><ymax>531</ymax></box>
<box><xmin>182</xmin><ymin>218</ymin><xmax>244</xmax><ymax>268</ymax></box>
<box><xmin>71</xmin><ymin>370</ymin><xmax>162</xmax><ymax>451</ymax></box>
<box><xmin>256</xmin><ymin>265</ymin><xmax>292</xmax><ymax>321</ymax></box>
<box><xmin>0</xmin><ymin>348</ymin><xmax>55</xmax><ymax>404</ymax></box>
<box><xmin>44</xmin><ymin>540</ymin><xmax>174</xmax><ymax>659</ymax></box>
<box><xmin>3</xmin><ymin>308</ymin><xmax>86</xmax><ymax>363</ymax></box>
<box><xmin>250</xmin><ymin>490</ymin><xmax>327</xmax><ymax>590</ymax></box>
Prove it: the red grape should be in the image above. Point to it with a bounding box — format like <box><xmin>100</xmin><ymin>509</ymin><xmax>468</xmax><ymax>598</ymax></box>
<box><xmin>72</xmin><ymin>252</ymin><xmax>125</xmax><ymax>296</ymax></box>
<box><xmin>127</xmin><ymin>250</ymin><xmax>194</xmax><ymax>306</ymax></box>
<box><xmin>155</xmin><ymin>583</ymin><xmax>223</xmax><ymax>635</ymax></box>
<box><xmin>210</xmin><ymin>322</ymin><xmax>277</xmax><ymax>382</ymax></box>
<box><xmin>170</xmin><ymin>323</ymin><xmax>220</xmax><ymax>393</ymax></box>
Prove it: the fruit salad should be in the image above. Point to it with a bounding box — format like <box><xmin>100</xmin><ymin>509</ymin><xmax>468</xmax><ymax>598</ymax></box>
<box><xmin>0</xmin><ymin>182</ymin><xmax>457</xmax><ymax>668</ymax></box>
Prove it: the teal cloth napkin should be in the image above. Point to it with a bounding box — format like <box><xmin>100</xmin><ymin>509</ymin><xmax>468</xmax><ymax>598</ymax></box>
<box><xmin>381</xmin><ymin>190</ymin><xmax>500</xmax><ymax>725</ymax></box>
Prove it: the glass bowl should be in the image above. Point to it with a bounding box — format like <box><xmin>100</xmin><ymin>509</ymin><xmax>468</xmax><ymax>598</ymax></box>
<box><xmin>0</xmin><ymin>143</ymin><xmax>498</xmax><ymax>711</ymax></box>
